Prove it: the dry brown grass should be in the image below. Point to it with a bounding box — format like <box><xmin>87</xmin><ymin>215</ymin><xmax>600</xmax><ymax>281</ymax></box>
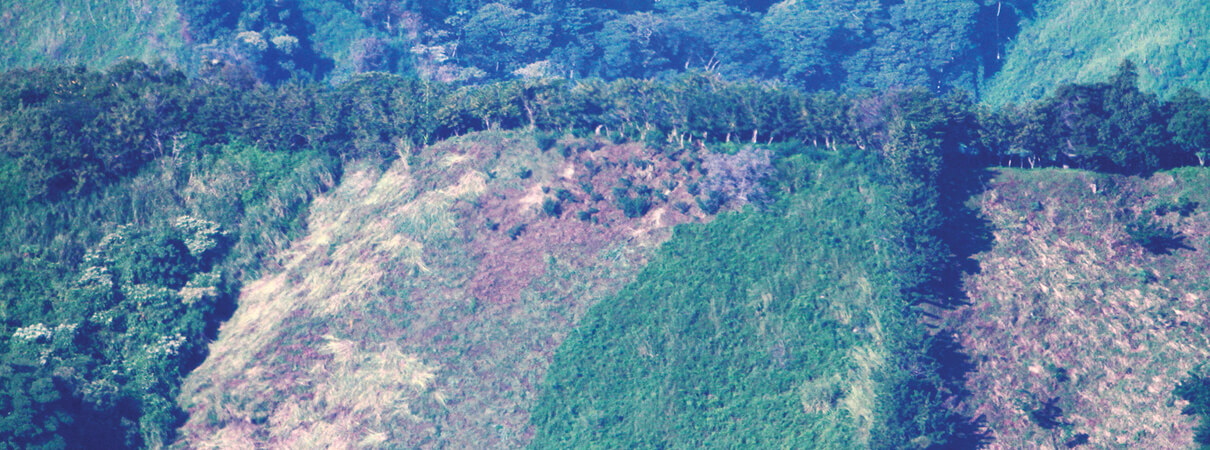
<box><xmin>177</xmin><ymin>131</ymin><xmax>711</xmax><ymax>448</ymax></box>
<box><xmin>942</xmin><ymin>168</ymin><xmax>1210</xmax><ymax>448</ymax></box>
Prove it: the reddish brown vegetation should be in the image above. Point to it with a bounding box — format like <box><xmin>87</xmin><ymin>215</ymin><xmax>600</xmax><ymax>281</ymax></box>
<box><xmin>178</xmin><ymin>131</ymin><xmax>717</xmax><ymax>448</ymax></box>
<box><xmin>460</xmin><ymin>138</ymin><xmax>704</xmax><ymax>304</ymax></box>
<box><xmin>939</xmin><ymin>169</ymin><xmax>1210</xmax><ymax>448</ymax></box>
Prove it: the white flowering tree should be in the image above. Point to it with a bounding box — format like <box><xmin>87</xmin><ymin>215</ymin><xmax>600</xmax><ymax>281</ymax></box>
<box><xmin>1</xmin><ymin>217</ymin><xmax>227</xmax><ymax>447</ymax></box>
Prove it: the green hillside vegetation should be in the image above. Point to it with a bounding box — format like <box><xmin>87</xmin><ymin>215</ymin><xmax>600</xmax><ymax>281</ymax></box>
<box><xmin>7</xmin><ymin>0</ymin><xmax>1210</xmax><ymax>107</ymax></box>
<box><xmin>983</xmin><ymin>0</ymin><xmax>1210</xmax><ymax>104</ymax></box>
<box><xmin>531</xmin><ymin>90</ymin><xmax>981</xmax><ymax>448</ymax></box>
<box><xmin>0</xmin><ymin>139</ymin><xmax>335</xmax><ymax>447</ymax></box>
<box><xmin>530</xmin><ymin>151</ymin><xmax>908</xmax><ymax>447</ymax></box>
<box><xmin>0</xmin><ymin>0</ymin><xmax>185</xmax><ymax>71</ymax></box>
<box><xmin>3</xmin><ymin>0</ymin><xmax>1027</xmax><ymax>94</ymax></box>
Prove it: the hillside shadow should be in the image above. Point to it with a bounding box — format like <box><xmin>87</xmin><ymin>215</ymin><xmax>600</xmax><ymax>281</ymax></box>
<box><xmin>930</xmin><ymin>164</ymin><xmax>998</xmax><ymax>449</ymax></box>
<box><xmin>936</xmin><ymin>166</ymin><xmax>998</xmax><ymax>310</ymax></box>
<box><xmin>929</xmin><ymin>331</ymin><xmax>992</xmax><ymax>449</ymax></box>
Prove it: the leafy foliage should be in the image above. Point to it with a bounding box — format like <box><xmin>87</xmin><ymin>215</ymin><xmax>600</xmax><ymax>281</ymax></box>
<box><xmin>1177</xmin><ymin>368</ymin><xmax>1210</xmax><ymax>447</ymax></box>
<box><xmin>983</xmin><ymin>0</ymin><xmax>1210</xmax><ymax>105</ymax></box>
<box><xmin>976</xmin><ymin>61</ymin><xmax>1210</xmax><ymax>174</ymax></box>
<box><xmin>0</xmin><ymin>128</ymin><xmax>334</xmax><ymax>447</ymax></box>
<box><xmin>1126</xmin><ymin>216</ymin><xmax>1188</xmax><ymax>255</ymax></box>
<box><xmin>532</xmin><ymin>146</ymin><xmax>972</xmax><ymax>448</ymax></box>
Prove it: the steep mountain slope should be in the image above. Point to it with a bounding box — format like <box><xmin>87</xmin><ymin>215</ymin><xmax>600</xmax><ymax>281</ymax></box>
<box><xmin>176</xmin><ymin>131</ymin><xmax>707</xmax><ymax>447</ymax></box>
<box><xmin>939</xmin><ymin>168</ymin><xmax>1210</xmax><ymax>447</ymax></box>
<box><xmin>983</xmin><ymin>0</ymin><xmax>1210</xmax><ymax>104</ymax></box>
<box><xmin>530</xmin><ymin>148</ymin><xmax>974</xmax><ymax>448</ymax></box>
<box><xmin>530</xmin><ymin>152</ymin><xmax>888</xmax><ymax>447</ymax></box>
<box><xmin>0</xmin><ymin>0</ymin><xmax>185</xmax><ymax>71</ymax></box>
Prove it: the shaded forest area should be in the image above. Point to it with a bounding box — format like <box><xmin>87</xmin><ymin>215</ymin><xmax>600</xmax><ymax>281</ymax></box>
<box><xmin>1</xmin><ymin>48</ymin><xmax>1210</xmax><ymax>450</ymax></box>
<box><xmin>174</xmin><ymin>0</ymin><xmax>1035</xmax><ymax>92</ymax></box>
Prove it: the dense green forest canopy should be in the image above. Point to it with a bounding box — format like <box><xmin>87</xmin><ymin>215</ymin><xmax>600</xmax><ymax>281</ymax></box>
<box><xmin>6</xmin><ymin>0</ymin><xmax>1208</xmax><ymax>102</ymax></box>
<box><xmin>145</xmin><ymin>0</ymin><xmax>1036</xmax><ymax>92</ymax></box>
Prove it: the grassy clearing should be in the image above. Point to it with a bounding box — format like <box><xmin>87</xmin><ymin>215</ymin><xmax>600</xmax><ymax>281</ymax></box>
<box><xmin>0</xmin><ymin>0</ymin><xmax>185</xmax><ymax>71</ymax></box>
<box><xmin>176</xmin><ymin>130</ymin><xmax>709</xmax><ymax>447</ymax></box>
<box><xmin>941</xmin><ymin>167</ymin><xmax>1210</xmax><ymax>448</ymax></box>
<box><xmin>983</xmin><ymin>0</ymin><xmax>1210</xmax><ymax>104</ymax></box>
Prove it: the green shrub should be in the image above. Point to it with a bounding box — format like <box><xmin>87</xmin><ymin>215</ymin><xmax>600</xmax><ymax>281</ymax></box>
<box><xmin>576</xmin><ymin>208</ymin><xmax>599</xmax><ymax>222</ymax></box>
<box><xmin>613</xmin><ymin>185</ymin><xmax>653</xmax><ymax>218</ymax></box>
<box><xmin>1149</xmin><ymin>197</ymin><xmax>1198</xmax><ymax>217</ymax></box>
<box><xmin>542</xmin><ymin>198</ymin><xmax>562</xmax><ymax>218</ymax></box>
<box><xmin>555</xmin><ymin>188</ymin><xmax>576</xmax><ymax>203</ymax></box>
<box><xmin>535</xmin><ymin>132</ymin><xmax>558</xmax><ymax>151</ymax></box>
<box><xmin>696</xmin><ymin>190</ymin><xmax>726</xmax><ymax>215</ymax></box>
<box><xmin>507</xmin><ymin>223</ymin><xmax>527</xmax><ymax>240</ymax></box>
<box><xmin>1176</xmin><ymin>369</ymin><xmax>1210</xmax><ymax>446</ymax></box>
<box><xmin>1126</xmin><ymin>217</ymin><xmax>1187</xmax><ymax>254</ymax></box>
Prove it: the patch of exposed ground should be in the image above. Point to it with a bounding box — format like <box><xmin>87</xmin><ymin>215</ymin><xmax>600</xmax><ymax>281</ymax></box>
<box><xmin>177</xmin><ymin>131</ymin><xmax>715</xmax><ymax>448</ymax></box>
<box><xmin>940</xmin><ymin>168</ymin><xmax>1210</xmax><ymax>448</ymax></box>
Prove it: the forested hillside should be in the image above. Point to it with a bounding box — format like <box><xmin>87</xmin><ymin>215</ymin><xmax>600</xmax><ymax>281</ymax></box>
<box><xmin>983</xmin><ymin>0</ymin><xmax>1210</xmax><ymax>104</ymax></box>
<box><xmin>3</xmin><ymin>1</ymin><xmax>1210</xmax><ymax>449</ymax></box>
<box><xmin>0</xmin><ymin>0</ymin><xmax>1047</xmax><ymax>95</ymax></box>
<box><xmin>5</xmin><ymin>0</ymin><xmax>1209</xmax><ymax>103</ymax></box>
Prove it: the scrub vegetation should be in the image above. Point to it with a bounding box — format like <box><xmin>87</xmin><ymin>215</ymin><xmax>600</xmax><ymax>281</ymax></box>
<box><xmin>3</xmin><ymin>1</ymin><xmax>1210</xmax><ymax>449</ymax></box>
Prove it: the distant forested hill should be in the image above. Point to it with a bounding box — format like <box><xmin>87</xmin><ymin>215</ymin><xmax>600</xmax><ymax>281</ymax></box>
<box><xmin>0</xmin><ymin>0</ymin><xmax>1004</xmax><ymax>94</ymax></box>
<box><xmin>0</xmin><ymin>0</ymin><xmax>186</xmax><ymax>70</ymax></box>
<box><xmin>3</xmin><ymin>0</ymin><xmax>1207</xmax><ymax>103</ymax></box>
<box><xmin>982</xmin><ymin>0</ymin><xmax>1210</xmax><ymax>104</ymax></box>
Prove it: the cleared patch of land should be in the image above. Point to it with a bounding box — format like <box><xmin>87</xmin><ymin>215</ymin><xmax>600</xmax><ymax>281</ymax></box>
<box><xmin>941</xmin><ymin>168</ymin><xmax>1210</xmax><ymax>448</ymax></box>
<box><xmin>176</xmin><ymin>131</ymin><xmax>707</xmax><ymax>447</ymax></box>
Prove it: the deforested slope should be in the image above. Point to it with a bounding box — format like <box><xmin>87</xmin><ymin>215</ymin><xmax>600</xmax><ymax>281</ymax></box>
<box><xmin>940</xmin><ymin>168</ymin><xmax>1210</xmax><ymax>448</ymax></box>
<box><xmin>176</xmin><ymin>130</ymin><xmax>709</xmax><ymax>447</ymax></box>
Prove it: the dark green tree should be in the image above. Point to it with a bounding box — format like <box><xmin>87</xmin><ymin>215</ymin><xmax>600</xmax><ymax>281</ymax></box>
<box><xmin>1167</xmin><ymin>88</ymin><xmax>1210</xmax><ymax>166</ymax></box>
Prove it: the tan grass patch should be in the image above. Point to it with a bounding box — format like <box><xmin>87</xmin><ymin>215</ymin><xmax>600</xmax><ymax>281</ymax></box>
<box><xmin>180</xmin><ymin>132</ymin><xmax>708</xmax><ymax>448</ymax></box>
<box><xmin>517</xmin><ymin>183</ymin><xmax>544</xmax><ymax>209</ymax></box>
